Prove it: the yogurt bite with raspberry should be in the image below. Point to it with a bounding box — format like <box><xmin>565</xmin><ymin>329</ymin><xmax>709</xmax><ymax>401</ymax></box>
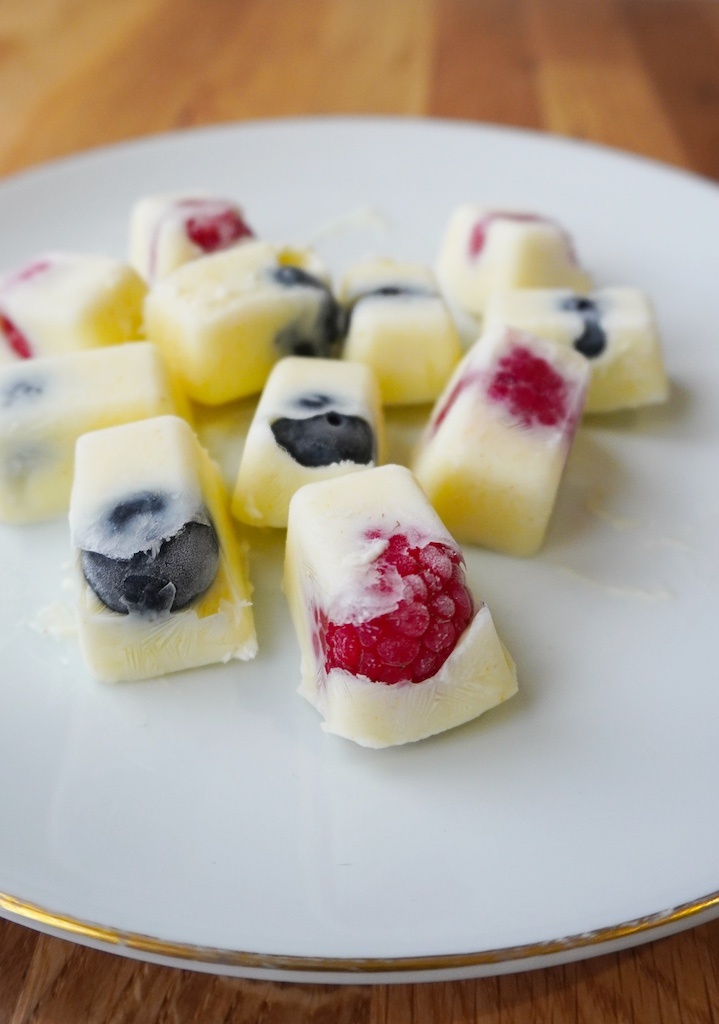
<box><xmin>284</xmin><ymin>464</ymin><xmax>517</xmax><ymax>748</ymax></box>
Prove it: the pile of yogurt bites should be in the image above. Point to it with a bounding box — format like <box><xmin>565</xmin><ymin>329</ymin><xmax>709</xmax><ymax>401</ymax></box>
<box><xmin>0</xmin><ymin>195</ymin><xmax>669</xmax><ymax>747</ymax></box>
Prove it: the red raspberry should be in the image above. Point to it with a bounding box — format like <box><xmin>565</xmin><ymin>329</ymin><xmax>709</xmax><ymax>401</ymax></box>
<box><xmin>184</xmin><ymin>206</ymin><xmax>254</xmax><ymax>253</ymax></box>
<box><xmin>0</xmin><ymin>312</ymin><xmax>32</xmax><ymax>359</ymax></box>
<box><xmin>320</xmin><ymin>533</ymin><xmax>475</xmax><ymax>685</ymax></box>
<box><xmin>487</xmin><ymin>344</ymin><xmax>569</xmax><ymax>429</ymax></box>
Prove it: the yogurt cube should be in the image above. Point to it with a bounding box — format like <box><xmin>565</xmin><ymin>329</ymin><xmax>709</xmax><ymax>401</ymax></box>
<box><xmin>413</xmin><ymin>326</ymin><xmax>589</xmax><ymax>556</ymax></box>
<box><xmin>143</xmin><ymin>241</ymin><xmax>345</xmax><ymax>405</ymax></box>
<box><xmin>483</xmin><ymin>287</ymin><xmax>669</xmax><ymax>412</ymax></box>
<box><xmin>130</xmin><ymin>192</ymin><xmax>255</xmax><ymax>281</ymax></box>
<box><xmin>0</xmin><ymin>342</ymin><xmax>184</xmax><ymax>524</ymax></box>
<box><xmin>435</xmin><ymin>206</ymin><xmax>592</xmax><ymax>319</ymax></box>
<box><xmin>284</xmin><ymin>464</ymin><xmax>517</xmax><ymax>747</ymax></box>
<box><xmin>232</xmin><ymin>356</ymin><xmax>384</xmax><ymax>528</ymax></box>
<box><xmin>70</xmin><ymin>415</ymin><xmax>257</xmax><ymax>682</ymax></box>
<box><xmin>0</xmin><ymin>253</ymin><xmax>147</xmax><ymax>365</ymax></box>
<box><xmin>339</xmin><ymin>259</ymin><xmax>463</xmax><ymax>405</ymax></box>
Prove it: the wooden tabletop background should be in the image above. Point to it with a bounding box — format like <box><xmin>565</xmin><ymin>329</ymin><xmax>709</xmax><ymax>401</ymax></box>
<box><xmin>2</xmin><ymin>0</ymin><xmax>719</xmax><ymax>1021</ymax></box>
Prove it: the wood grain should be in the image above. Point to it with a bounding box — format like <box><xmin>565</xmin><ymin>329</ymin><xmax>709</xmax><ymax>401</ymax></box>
<box><xmin>1</xmin><ymin>0</ymin><xmax>719</xmax><ymax>1021</ymax></box>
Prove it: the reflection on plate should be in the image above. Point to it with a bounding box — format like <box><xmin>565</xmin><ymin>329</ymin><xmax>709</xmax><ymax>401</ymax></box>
<box><xmin>1</xmin><ymin>117</ymin><xmax>719</xmax><ymax>983</ymax></box>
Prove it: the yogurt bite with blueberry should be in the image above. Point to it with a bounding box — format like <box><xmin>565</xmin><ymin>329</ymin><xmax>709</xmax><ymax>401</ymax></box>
<box><xmin>70</xmin><ymin>415</ymin><xmax>256</xmax><ymax>683</ymax></box>
<box><xmin>483</xmin><ymin>287</ymin><xmax>669</xmax><ymax>412</ymax></box>
<box><xmin>232</xmin><ymin>356</ymin><xmax>384</xmax><ymax>529</ymax></box>
<box><xmin>143</xmin><ymin>240</ymin><xmax>345</xmax><ymax>405</ymax></box>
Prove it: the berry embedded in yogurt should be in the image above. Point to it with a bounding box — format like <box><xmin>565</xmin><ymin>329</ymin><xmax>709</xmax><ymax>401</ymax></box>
<box><xmin>283</xmin><ymin>464</ymin><xmax>517</xmax><ymax>748</ymax></box>
<box><xmin>130</xmin><ymin>193</ymin><xmax>255</xmax><ymax>281</ymax></box>
<box><xmin>413</xmin><ymin>325</ymin><xmax>589</xmax><ymax>557</ymax></box>
<box><xmin>143</xmin><ymin>240</ymin><xmax>344</xmax><ymax>405</ymax></box>
<box><xmin>0</xmin><ymin>253</ymin><xmax>147</xmax><ymax>366</ymax></box>
<box><xmin>70</xmin><ymin>415</ymin><xmax>257</xmax><ymax>682</ymax></box>
<box><xmin>435</xmin><ymin>205</ymin><xmax>592</xmax><ymax>319</ymax></box>
<box><xmin>483</xmin><ymin>287</ymin><xmax>669</xmax><ymax>412</ymax></box>
<box><xmin>320</xmin><ymin>532</ymin><xmax>474</xmax><ymax>686</ymax></box>
<box><xmin>338</xmin><ymin>258</ymin><xmax>463</xmax><ymax>405</ymax></box>
<box><xmin>232</xmin><ymin>356</ymin><xmax>384</xmax><ymax>528</ymax></box>
<box><xmin>0</xmin><ymin>342</ymin><xmax>182</xmax><ymax>525</ymax></box>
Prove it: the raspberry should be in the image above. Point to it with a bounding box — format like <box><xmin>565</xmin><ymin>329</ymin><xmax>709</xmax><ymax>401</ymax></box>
<box><xmin>320</xmin><ymin>534</ymin><xmax>475</xmax><ymax>685</ymax></box>
<box><xmin>468</xmin><ymin>212</ymin><xmax>543</xmax><ymax>259</ymax></box>
<box><xmin>0</xmin><ymin>312</ymin><xmax>32</xmax><ymax>359</ymax></box>
<box><xmin>183</xmin><ymin>204</ymin><xmax>254</xmax><ymax>253</ymax></box>
<box><xmin>487</xmin><ymin>344</ymin><xmax>569</xmax><ymax>429</ymax></box>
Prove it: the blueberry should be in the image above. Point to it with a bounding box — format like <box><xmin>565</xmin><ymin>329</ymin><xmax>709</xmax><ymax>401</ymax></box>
<box><xmin>573</xmin><ymin>319</ymin><xmax>607</xmax><ymax>359</ymax></box>
<box><xmin>293</xmin><ymin>392</ymin><xmax>334</xmax><ymax>410</ymax></box>
<box><xmin>81</xmin><ymin>495</ymin><xmax>220</xmax><ymax>615</ymax></box>
<box><xmin>274</xmin><ymin>293</ymin><xmax>346</xmax><ymax>358</ymax></box>
<box><xmin>2</xmin><ymin>376</ymin><xmax>44</xmax><ymax>408</ymax></box>
<box><xmin>272</xmin><ymin>265</ymin><xmax>326</xmax><ymax>290</ymax></box>
<box><xmin>560</xmin><ymin>295</ymin><xmax>599</xmax><ymax>316</ymax></box>
<box><xmin>560</xmin><ymin>294</ymin><xmax>607</xmax><ymax>359</ymax></box>
<box><xmin>271</xmin><ymin>412</ymin><xmax>374</xmax><ymax>467</ymax></box>
<box><xmin>345</xmin><ymin>284</ymin><xmax>431</xmax><ymax>329</ymax></box>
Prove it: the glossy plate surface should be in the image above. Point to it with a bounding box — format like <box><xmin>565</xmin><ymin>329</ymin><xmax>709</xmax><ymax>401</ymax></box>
<box><xmin>1</xmin><ymin>117</ymin><xmax>718</xmax><ymax>983</ymax></box>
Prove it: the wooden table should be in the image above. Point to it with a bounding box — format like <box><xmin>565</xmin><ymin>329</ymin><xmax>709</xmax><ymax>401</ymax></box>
<box><xmin>2</xmin><ymin>1</ymin><xmax>719</xmax><ymax>1020</ymax></box>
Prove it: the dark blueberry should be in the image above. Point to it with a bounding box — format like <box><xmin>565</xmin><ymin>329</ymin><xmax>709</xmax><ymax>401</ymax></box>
<box><xmin>274</xmin><ymin>293</ymin><xmax>346</xmax><ymax>358</ymax></box>
<box><xmin>293</xmin><ymin>392</ymin><xmax>334</xmax><ymax>410</ymax></box>
<box><xmin>82</xmin><ymin>519</ymin><xmax>220</xmax><ymax>615</ymax></box>
<box><xmin>107</xmin><ymin>492</ymin><xmax>167</xmax><ymax>531</ymax></box>
<box><xmin>272</xmin><ymin>265</ymin><xmax>326</xmax><ymax>289</ymax></box>
<box><xmin>559</xmin><ymin>295</ymin><xmax>607</xmax><ymax>359</ymax></box>
<box><xmin>2</xmin><ymin>377</ymin><xmax>44</xmax><ymax>408</ymax></box>
<box><xmin>560</xmin><ymin>295</ymin><xmax>599</xmax><ymax>316</ymax></box>
<box><xmin>271</xmin><ymin>412</ymin><xmax>374</xmax><ymax>467</ymax></box>
<box><xmin>344</xmin><ymin>284</ymin><xmax>431</xmax><ymax>329</ymax></box>
<box><xmin>573</xmin><ymin>319</ymin><xmax>607</xmax><ymax>359</ymax></box>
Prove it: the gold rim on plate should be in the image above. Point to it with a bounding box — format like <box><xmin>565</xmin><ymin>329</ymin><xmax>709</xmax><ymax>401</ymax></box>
<box><xmin>2</xmin><ymin>886</ymin><xmax>719</xmax><ymax>975</ymax></box>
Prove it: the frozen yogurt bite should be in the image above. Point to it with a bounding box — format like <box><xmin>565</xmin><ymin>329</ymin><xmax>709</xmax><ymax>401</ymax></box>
<box><xmin>339</xmin><ymin>258</ymin><xmax>463</xmax><ymax>405</ymax></box>
<box><xmin>284</xmin><ymin>464</ymin><xmax>517</xmax><ymax>747</ymax></box>
<box><xmin>70</xmin><ymin>415</ymin><xmax>256</xmax><ymax>682</ymax></box>
<box><xmin>483</xmin><ymin>286</ymin><xmax>669</xmax><ymax>412</ymax></box>
<box><xmin>413</xmin><ymin>325</ymin><xmax>589</xmax><ymax>556</ymax></box>
<box><xmin>143</xmin><ymin>240</ymin><xmax>345</xmax><ymax>404</ymax></box>
<box><xmin>0</xmin><ymin>253</ymin><xmax>146</xmax><ymax>364</ymax></box>
<box><xmin>130</xmin><ymin>192</ymin><xmax>255</xmax><ymax>281</ymax></box>
<box><xmin>0</xmin><ymin>342</ymin><xmax>183</xmax><ymax>524</ymax></box>
<box><xmin>436</xmin><ymin>206</ymin><xmax>592</xmax><ymax>319</ymax></box>
<box><xmin>232</xmin><ymin>356</ymin><xmax>384</xmax><ymax>528</ymax></box>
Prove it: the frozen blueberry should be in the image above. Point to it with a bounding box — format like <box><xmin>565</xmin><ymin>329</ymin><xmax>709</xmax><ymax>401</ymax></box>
<box><xmin>82</xmin><ymin>496</ymin><xmax>220</xmax><ymax>615</ymax></box>
<box><xmin>560</xmin><ymin>295</ymin><xmax>599</xmax><ymax>316</ymax></box>
<box><xmin>270</xmin><ymin>266</ymin><xmax>346</xmax><ymax>356</ymax></box>
<box><xmin>271</xmin><ymin>412</ymin><xmax>374</xmax><ymax>467</ymax></box>
<box><xmin>271</xmin><ymin>265</ymin><xmax>326</xmax><ymax>290</ymax></box>
<box><xmin>274</xmin><ymin>294</ymin><xmax>346</xmax><ymax>357</ymax></box>
<box><xmin>293</xmin><ymin>392</ymin><xmax>334</xmax><ymax>410</ymax></box>
<box><xmin>2</xmin><ymin>376</ymin><xmax>44</xmax><ymax>408</ymax></box>
<box><xmin>560</xmin><ymin>294</ymin><xmax>607</xmax><ymax>359</ymax></box>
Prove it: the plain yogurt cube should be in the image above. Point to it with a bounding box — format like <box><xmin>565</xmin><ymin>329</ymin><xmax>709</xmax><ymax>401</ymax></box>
<box><xmin>143</xmin><ymin>241</ymin><xmax>344</xmax><ymax>405</ymax></box>
<box><xmin>413</xmin><ymin>326</ymin><xmax>589</xmax><ymax>556</ymax></box>
<box><xmin>232</xmin><ymin>356</ymin><xmax>384</xmax><ymax>528</ymax></box>
<box><xmin>0</xmin><ymin>253</ymin><xmax>146</xmax><ymax>365</ymax></box>
<box><xmin>339</xmin><ymin>258</ymin><xmax>463</xmax><ymax>405</ymax></box>
<box><xmin>483</xmin><ymin>287</ymin><xmax>669</xmax><ymax>412</ymax></box>
<box><xmin>284</xmin><ymin>464</ymin><xmax>517</xmax><ymax>748</ymax></box>
<box><xmin>435</xmin><ymin>206</ymin><xmax>592</xmax><ymax>319</ymax></box>
<box><xmin>70</xmin><ymin>415</ymin><xmax>256</xmax><ymax>682</ymax></box>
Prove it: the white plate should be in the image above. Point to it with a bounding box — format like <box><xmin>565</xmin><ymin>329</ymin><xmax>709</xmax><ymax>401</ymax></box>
<box><xmin>1</xmin><ymin>117</ymin><xmax>719</xmax><ymax>984</ymax></box>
